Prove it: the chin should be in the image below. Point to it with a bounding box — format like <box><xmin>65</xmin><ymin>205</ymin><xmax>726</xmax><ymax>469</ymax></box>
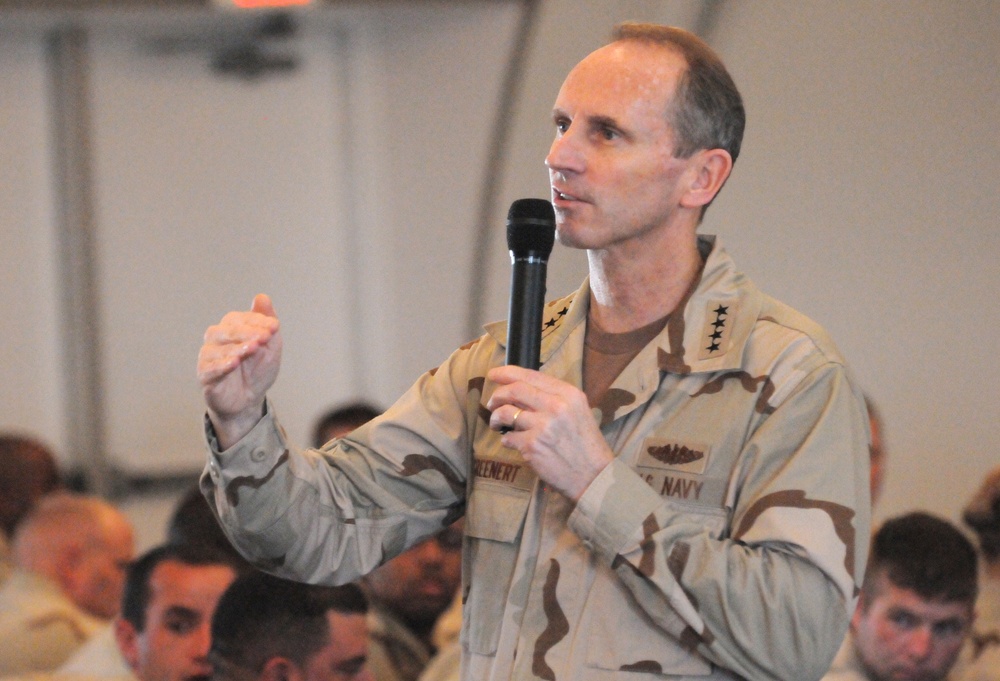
<box><xmin>555</xmin><ymin>224</ymin><xmax>595</xmax><ymax>251</ymax></box>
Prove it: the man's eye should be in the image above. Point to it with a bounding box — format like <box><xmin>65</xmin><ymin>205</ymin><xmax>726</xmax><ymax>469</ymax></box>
<box><xmin>165</xmin><ymin>617</ymin><xmax>197</xmax><ymax>635</ymax></box>
<box><xmin>554</xmin><ymin>118</ymin><xmax>569</xmax><ymax>134</ymax></box>
<box><xmin>599</xmin><ymin>126</ymin><xmax>619</xmax><ymax>141</ymax></box>
<box><xmin>889</xmin><ymin>612</ymin><xmax>918</xmax><ymax>629</ymax></box>
<box><xmin>933</xmin><ymin>620</ymin><xmax>965</xmax><ymax>637</ymax></box>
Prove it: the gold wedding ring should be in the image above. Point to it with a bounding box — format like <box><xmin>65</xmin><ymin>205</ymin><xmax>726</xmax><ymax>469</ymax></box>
<box><xmin>511</xmin><ymin>408</ymin><xmax>524</xmax><ymax>430</ymax></box>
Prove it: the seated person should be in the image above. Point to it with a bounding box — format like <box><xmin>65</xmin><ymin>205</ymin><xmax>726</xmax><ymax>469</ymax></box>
<box><xmin>312</xmin><ymin>402</ymin><xmax>458</xmax><ymax>681</ymax></box>
<box><xmin>823</xmin><ymin>512</ymin><xmax>978</xmax><ymax>681</ymax></box>
<box><xmin>113</xmin><ymin>544</ymin><xmax>242</xmax><ymax>681</ymax></box>
<box><xmin>362</xmin><ymin>523</ymin><xmax>462</xmax><ymax>681</ymax></box>
<box><xmin>164</xmin><ymin>484</ymin><xmax>247</xmax><ymax>568</ymax></box>
<box><xmin>208</xmin><ymin>571</ymin><xmax>372</xmax><ymax>681</ymax></box>
<box><xmin>0</xmin><ymin>493</ymin><xmax>134</xmax><ymax>674</ymax></box>
<box><xmin>55</xmin><ymin>531</ymin><xmax>246</xmax><ymax>681</ymax></box>
<box><xmin>312</xmin><ymin>402</ymin><xmax>383</xmax><ymax>448</ymax></box>
<box><xmin>0</xmin><ymin>433</ymin><xmax>62</xmax><ymax>585</ymax></box>
<box><xmin>959</xmin><ymin>466</ymin><xmax>1000</xmax><ymax>680</ymax></box>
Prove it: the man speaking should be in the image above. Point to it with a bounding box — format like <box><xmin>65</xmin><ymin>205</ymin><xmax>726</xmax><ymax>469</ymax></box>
<box><xmin>197</xmin><ymin>23</ymin><xmax>870</xmax><ymax>681</ymax></box>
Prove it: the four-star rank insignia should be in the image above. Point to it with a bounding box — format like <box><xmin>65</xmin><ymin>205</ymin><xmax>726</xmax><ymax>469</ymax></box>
<box><xmin>542</xmin><ymin>302</ymin><xmax>570</xmax><ymax>339</ymax></box>
<box><xmin>698</xmin><ymin>300</ymin><xmax>733</xmax><ymax>360</ymax></box>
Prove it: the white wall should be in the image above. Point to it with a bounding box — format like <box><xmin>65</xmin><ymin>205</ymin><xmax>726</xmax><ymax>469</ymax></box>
<box><xmin>1</xmin><ymin>1</ymin><xmax>997</xmax><ymax>549</ymax></box>
<box><xmin>0</xmin><ymin>35</ymin><xmax>66</xmax><ymax>454</ymax></box>
<box><xmin>706</xmin><ymin>1</ymin><xmax>1000</xmax><ymax>525</ymax></box>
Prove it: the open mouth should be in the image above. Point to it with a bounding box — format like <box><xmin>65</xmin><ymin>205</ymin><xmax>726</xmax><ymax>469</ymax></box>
<box><xmin>552</xmin><ymin>188</ymin><xmax>580</xmax><ymax>203</ymax></box>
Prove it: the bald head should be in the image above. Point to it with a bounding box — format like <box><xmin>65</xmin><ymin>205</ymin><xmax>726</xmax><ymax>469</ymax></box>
<box><xmin>13</xmin><ymin>492</ymin><xmax>135</xmax><ymax>619</ymax></box>
<box><xmin>610</xmin><ymin>23</ymin><xmax>744</xmax><ymax>164</ymax></box>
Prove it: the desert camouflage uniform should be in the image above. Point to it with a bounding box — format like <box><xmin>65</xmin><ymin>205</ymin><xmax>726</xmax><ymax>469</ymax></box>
<box><xmin>202</xmin><ymin>235</ymin><xmax>870</xmax><ymax>681</ymax></box>
<box><xmin>0</xmin><ymin>570</ymin><xmax>107</xmax><ymax>674</ymax></box>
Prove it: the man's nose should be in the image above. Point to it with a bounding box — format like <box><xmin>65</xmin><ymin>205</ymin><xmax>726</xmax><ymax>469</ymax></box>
<box><xmin>414</xmin><ymin>537</ymin><xmax>448</xmax><ymax>563</ymax></box>
<box><xmin>905</xmin><ymin>627</ymin><xmax>934</xmax><ymax>660</ymax></box>
<box><xmin>545</xmin><ymin>130</ymin><xmax>584</xmax><ymax>175</ymax></box>
<box><xmin>192</xmin><ymin>622</ymin><xmax>213</xmax><ymax>658</ymax></box>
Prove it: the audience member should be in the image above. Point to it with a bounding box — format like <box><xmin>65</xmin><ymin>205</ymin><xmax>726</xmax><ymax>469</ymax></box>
<box><xmin>0</xmin><ymin>434</ymin><xmax>62</xmax><ymax>584</ymax></box>
<box><xmin>823</xmin><ymin>512</ymin><xmax>978</xmax><ymax>681</ymax></box>
<box><xmin>413</xmin><ymin>593</ymin><xmax>461</xmax><ymax>681</ymax></box>
<box><xmin>0</xmin><ymin>493</ymin><xmax>134</xmax><ymax>674</ymax></box>
<box><xmin>209</xmin><ymin>571</ymin><xmax>373</xmax><ymax>681</ymax></box>
<box><xmin>110</xmin><ymin>544</ymin><xmax>242</xmax><ymax>681</ymax></box>
<box><xmin>959</xmin><ymin>466</ymin><xmax>1000</xmax><ymax>680</ymax></box>
<box><xmin>53</xmin><ymin>507</ymin><xmax>248</xmax><ymax>681</ymax></box>
<box><xmin>312</xmin><ymin>402</ymin><xmax>383</xmax><ymax>448</ymax></box>
<box><xmin>313</xmin><ymin>401</ymin><xmax>458</xmax><ymax>681</ymax></box>
<box><xmin>362</xmin><ymin>523</ymin><xmax>462</xmax><ymax>681</ymax></box>
<box><xmin>164</xmin><ymin>485</ymin><xmax>246</xmax><ymax>567</ymax></box>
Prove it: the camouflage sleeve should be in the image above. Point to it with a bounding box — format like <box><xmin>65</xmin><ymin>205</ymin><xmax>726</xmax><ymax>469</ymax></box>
<box><xmin>569</xmin><ymin>362</ymin><xmax>870</xmax><ymax>681</ymax></box>
<box><xmin>200</xmin><ymin>337</ymin><xmax>494</xmax><ymax>585</ymax></box>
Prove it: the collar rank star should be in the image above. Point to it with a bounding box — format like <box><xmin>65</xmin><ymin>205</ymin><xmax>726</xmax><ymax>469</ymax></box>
<box><xmin>699</xmin><ymin>300</ymin><xmax>733</xmax><ymax>360</ymax></box>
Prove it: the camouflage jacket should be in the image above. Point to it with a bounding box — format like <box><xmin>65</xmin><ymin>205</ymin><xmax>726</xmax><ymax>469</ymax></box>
<box><xmin>202</xmin><ymin>235</ymin><xmax>871</xmax><ymax>681</ymax></box>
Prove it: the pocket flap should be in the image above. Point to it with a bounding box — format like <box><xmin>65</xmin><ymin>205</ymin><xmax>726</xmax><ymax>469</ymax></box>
<box><xmin>466</xmin><ymin>483</ymin><xmax>531</xmax><ymax>543</ymax></box>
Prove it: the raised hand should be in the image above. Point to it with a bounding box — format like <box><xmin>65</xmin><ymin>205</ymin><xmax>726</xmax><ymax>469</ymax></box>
<box><xmin>198</xmin><ymin>294</ymin><xmax>283</xmax><ymax>449</ymax></box>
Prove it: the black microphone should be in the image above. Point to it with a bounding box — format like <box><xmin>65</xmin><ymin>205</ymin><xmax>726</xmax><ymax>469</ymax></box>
<box><xmin>505</xmin><ymin>198</ymin><xmax>556</xmax><ymax>371</ymax></box>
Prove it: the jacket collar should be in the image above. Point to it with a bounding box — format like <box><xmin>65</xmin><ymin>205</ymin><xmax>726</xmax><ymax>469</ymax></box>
<box><xmin>487</xmin><ymin>235</ymin><xmax>760</xmax><ymax>374</ymax></box>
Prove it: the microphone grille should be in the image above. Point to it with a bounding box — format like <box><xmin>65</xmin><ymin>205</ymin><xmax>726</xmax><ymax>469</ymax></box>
<box><xmin>507</xmin><ymin>198</ymin><xmax>555</xmax><ymax>257</ymax></box>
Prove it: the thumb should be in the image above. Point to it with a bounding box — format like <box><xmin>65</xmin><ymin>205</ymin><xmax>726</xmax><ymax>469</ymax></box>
<box><xmin>251</xmin><ymin>293</ymin><xmax>277</xmax><ymax>318</ymax></box>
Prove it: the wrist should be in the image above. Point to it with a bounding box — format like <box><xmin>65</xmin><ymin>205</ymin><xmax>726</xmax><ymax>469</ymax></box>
<box><xmin>210</xmin><ymin>401</ymin><xmax>266</xmax><ymax>450</ymax></box>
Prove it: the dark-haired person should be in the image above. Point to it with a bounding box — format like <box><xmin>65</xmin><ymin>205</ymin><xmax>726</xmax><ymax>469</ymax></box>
<box><xmin>0</xmin><ymin>433</ymin><xmax>62</xmax><ymax>586</ymax></box>
<box><xmin>198</xmin><ymin>22</ymin><xmax>870</xmax><ymax>681</ymax></box>
<box><xmin>823</xmin><ymin>512</ymin><xmax>978</xmax><ymax>681</ymax></box>
<box><xmin>311</xmin><ymin>403</ymin><xmax>458</xmax><ymax>681</ymax></box>
<box><xmin>112</xmin><ymin>544</ymin><xmax>241</xmax><ymax>681</ymax></box>
<box><xmin>209</xmin><ymin>571</ymin><xmax>372</xmax><ymax>681</ymax></box>
<box><xmin>958</xmin><ymin>467</ymin><xmax>1000</xmax><ymax>681</ymax></box>
<box><xmin>312</xmin><ymin>402</ymin><xmax>383</xmax><ymax>449</ymax></box>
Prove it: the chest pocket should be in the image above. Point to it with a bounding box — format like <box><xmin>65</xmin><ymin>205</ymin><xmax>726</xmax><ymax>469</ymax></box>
<box><xmin>582</xmin><ymin>506</ymin><xmax>729</xmax><ymax>677</ymax></box>
<box><xmin>461</xmin><ymin>482</ymin><xmax>532</xmax><ymax>656</ymax></box>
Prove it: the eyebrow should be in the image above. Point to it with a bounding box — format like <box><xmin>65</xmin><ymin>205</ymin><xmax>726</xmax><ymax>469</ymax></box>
<box><xmin>552</xmin><ymin>108</ymin><xmax>632</xmax><ymax>140</ymax></box>
<box><xmin>163</xmin><ymin>606</ymin><xmax>201</xmax><ymax>620</ymax></box>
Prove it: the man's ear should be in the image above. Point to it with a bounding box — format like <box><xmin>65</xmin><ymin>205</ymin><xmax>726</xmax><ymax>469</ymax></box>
<box><xmin>114</xmin><ymin>617</ymin><xmax>141</xmax><ymax>672</ymax></box>
<box><xmin>54</xmin><ymin>541</ymin><xmax>85</xmax><ymax>595</ymax></box>
<box><xmin>850</xmin><ymin>592</ymin><xmax>867</xmax><ymax>631</ymax></box>
<box><xmin>680</xmin><ymin>148</ymin><xmax>733</xmax><ymax>210</ymax></box>
<box><xmin>260</xmin><ymin>658</ymin><xmax>301</xmax><ymax>681</ymax></box>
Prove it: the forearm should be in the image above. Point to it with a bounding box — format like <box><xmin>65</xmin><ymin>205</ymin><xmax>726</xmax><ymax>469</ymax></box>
<box><xmin>201</xmin><ymin>351</ymin><xmax>479</xmax><ymax>582</ymax></box>
<box><xmin>571</xmin><ymin>461</ymin><xmax>850</xmax><ymax>679</ymax></box>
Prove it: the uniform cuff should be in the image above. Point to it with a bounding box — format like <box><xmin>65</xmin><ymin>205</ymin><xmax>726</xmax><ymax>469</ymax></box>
<box><xmin>203</xmin><ymin>398</ymin><xmax>287</xmax><ymax>484</ymax></box>
<box><xmin>569</xmin><ymin>458</ymin><xmax>664</xmax><ymax>562</ymax></box>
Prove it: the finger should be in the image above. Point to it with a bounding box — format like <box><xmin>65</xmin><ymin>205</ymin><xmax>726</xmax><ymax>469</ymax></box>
<box><xmin>488</xmin><ymin>365</ymin><xmax>569</xmax><ymax>396</ymax></box>
<box><xmin>490</xmin><ymin>404</ymin><xmax>526</xmax><ymax>433</ymax></box>
<box><xmin>251</xmin><ymin>293</ymin><xmax>278</xmax><ymax>318</ymax></box>
<box><xmin>488</xmin><ymin>364</ymin><xmax>536</xmax><ymax>387</ymax></box>
<box><xmin>203</xmin><ymin>315</ymin><xmax>276</xmax><ymax>345</ymax></box>
<box><xmin>486</xmin><ymin>373</ymin><xmax>553</xmax><ymax>415</ymax></box>
<box><xmin>197</xmin><ymin>346</ymin><xmax>242</xmax><ymax>384</ymax></box>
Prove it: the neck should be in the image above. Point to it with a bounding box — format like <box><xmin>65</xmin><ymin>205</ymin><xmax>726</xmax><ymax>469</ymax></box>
<box><xmin>587</xmin><ymin>227</ymin><xmax>702</xmax><ymax>332</ymax></box>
